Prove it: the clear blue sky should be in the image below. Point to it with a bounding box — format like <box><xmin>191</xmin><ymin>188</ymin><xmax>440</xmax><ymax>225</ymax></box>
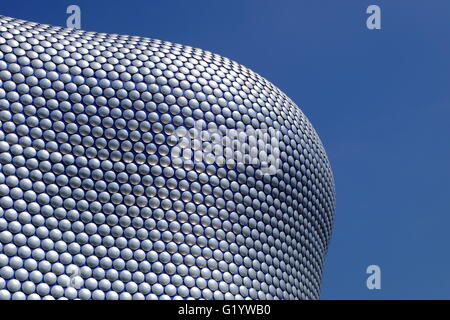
<box><xmin>1</xmin><ymin>0</ymin><xmax>450</xmax><ymax>299</ymax></box>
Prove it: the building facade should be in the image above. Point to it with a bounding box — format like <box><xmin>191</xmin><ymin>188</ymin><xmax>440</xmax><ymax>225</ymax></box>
<box><xmin>0</xmin><ymin>15</ymin><xmax>335</xmax><ymax>300</ymax></box>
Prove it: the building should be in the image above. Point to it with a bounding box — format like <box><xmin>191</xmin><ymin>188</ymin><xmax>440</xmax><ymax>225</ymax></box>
<box><xmin>0</xmin><ymin>15</ymin><xmax>335</xmax><ymax>300</ymax></box>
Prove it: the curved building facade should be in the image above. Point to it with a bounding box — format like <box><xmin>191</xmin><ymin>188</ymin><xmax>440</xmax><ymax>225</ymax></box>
<box><xmin>0</xmin><ymin>15</ymin><xmax>335</xmax><ymax>300</ymax></box>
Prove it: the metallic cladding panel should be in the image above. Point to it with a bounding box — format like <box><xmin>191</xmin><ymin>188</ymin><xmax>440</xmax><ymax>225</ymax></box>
<box><xmin>0</xmin><ymin>16</ymin><xmax>335</xmax><ymax>300</ymax></box>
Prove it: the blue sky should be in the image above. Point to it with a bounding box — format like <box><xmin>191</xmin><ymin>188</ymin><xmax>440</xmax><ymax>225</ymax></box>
<box><xmin>1</xmin><ymin>0</ymin><xmax>450</xmax><ymax>299</ymax></box>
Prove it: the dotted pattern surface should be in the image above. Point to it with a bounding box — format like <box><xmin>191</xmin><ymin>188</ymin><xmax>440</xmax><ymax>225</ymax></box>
<box><xmin>0</xmin><ymin>16</ymin><xmax>335</xmax><ymax>300</ymax></box>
